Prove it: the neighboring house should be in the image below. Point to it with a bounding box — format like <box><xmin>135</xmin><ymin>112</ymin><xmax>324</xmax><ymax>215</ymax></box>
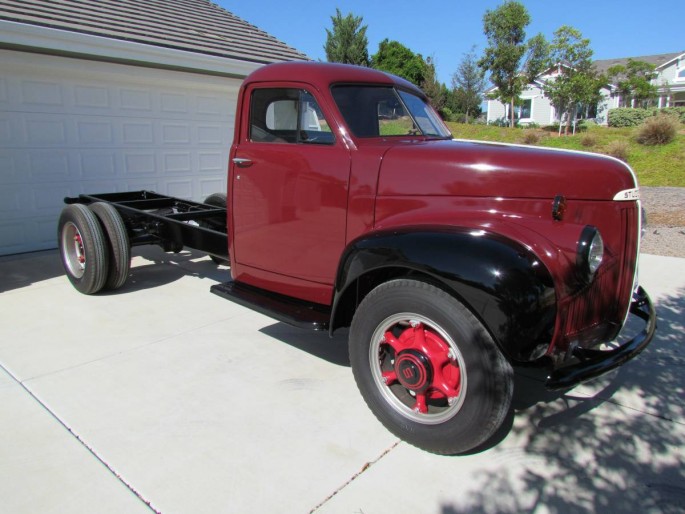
<box><xmin>595</xmin><ymin>51</ymin><xmax>685</xmax><ymax>110</ymax></box>
<box><xmin>0</xmin><ymin>0</ymin><xmax>308</xmax><ymax>256</ymax></box>
<box><xmin>485</xmin><ymin>51</ymin><xmax>685</xmax><ymax>127</ymax></box>
<box><xmin>485</xmin><ymin>66</ymin><xmax>572</xmax><ymax>126</ymax></box>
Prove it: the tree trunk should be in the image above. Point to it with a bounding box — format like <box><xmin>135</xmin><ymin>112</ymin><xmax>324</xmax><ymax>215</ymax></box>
<box><xmin>510</xmin><ymin>98</ymin><xmax>515</xmax><ymax>128</ymax></box>
<box><xmin>564</xmin><ymin>104</ymin><xmax>574</xmax><ymax>135</ymax></box>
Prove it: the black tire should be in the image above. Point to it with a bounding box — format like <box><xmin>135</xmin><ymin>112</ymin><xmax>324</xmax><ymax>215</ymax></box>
<box><xmin>349</xmin><ymin>279</ymin><xmax>513</xmax><ymax>455</ymax></box>
<box><xmin>89</xmin><ymin>202</ymin><xmax>131</xmax><ymax>290</ymax></box>
<box><xmin>202</xmin><ymin>192</ymin><xmax>229</xmax><ymax>265</ymax></box>
<box><xmin>203</xmin><ymin>192</ymin><xmax>227</xmax><ymax>209</ymax></box>
<box><xmin>58</xmin><ymin>204</ymin><xmax>110</xmax><ymax>295</ymax></box>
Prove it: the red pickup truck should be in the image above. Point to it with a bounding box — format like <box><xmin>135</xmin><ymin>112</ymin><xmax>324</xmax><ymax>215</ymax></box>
<box><xmin>58</xmin><ymin>62</ymin><xmax>656</xmax><ymax>455</ymax></box>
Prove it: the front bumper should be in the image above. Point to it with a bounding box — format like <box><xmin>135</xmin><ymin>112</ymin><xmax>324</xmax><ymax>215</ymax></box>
<box><xmin>546</xmin><ymin>286</ymin><xmax>656</xmax><ymax>390</ymax></box>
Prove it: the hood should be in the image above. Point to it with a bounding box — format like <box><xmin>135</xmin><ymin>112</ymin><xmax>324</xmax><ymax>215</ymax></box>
<box><xmin>377</xmin><ymin>139</ymin><xmax>637</xmax><ymax>201</ymax></box>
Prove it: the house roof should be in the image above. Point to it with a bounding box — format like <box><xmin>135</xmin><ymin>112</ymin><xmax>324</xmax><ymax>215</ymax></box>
<box><xmin>593</xmin><ymin>51</ymin><xmax>685</xmax><ymax>74</ymax></box>
<box><xmin>0</xmin><ymin>0</ymin><xmax>309</xmax><ymax>64</ymax></box>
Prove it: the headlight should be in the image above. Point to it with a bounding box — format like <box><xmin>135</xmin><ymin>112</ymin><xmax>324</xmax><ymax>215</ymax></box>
<box><xmin>577</xmin><ymin>226</ymin><xmax>604</xmax><ymax>281</ymax></box>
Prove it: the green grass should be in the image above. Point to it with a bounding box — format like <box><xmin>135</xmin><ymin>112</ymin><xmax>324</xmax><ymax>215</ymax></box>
<box><xmin>446</xmin><ymin>122</ymin><xmax>685</xmax><ymax>187</ymax></box>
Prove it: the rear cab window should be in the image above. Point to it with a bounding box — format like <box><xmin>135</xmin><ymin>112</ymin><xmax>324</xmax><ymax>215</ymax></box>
<box><xmin>249</xmin><ymin>88</ymin><xmax>334</xmax><ymax>145</ymax></box>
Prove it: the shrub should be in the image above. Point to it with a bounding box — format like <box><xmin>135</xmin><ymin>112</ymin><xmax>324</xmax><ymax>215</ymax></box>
<box><xmin>490</xmin><ymin>116</ymin><xmax>515</xmax><ymax>127</ymax></box>
<box><xmin>580</xmin><ymin>134</ymin><xmax>597</xmax><ymax>147</ymax></box>
<box><xmin>658</xmin><ymin>107</ymin><xmax>685</xmax><ymax>124</ymax></box>
<box><xmin>608</xmin><ymin>108</ymin><xmax>652</xmax><ymax>127</ymax></box>
<box><xmin>576</xmin><ymin>119</ymin><xmax>596</xmax><ymax>132</ymax></box>
<box><xmin>636</xmin><ymin>115</ymin><xmax>679</xmax><ymax>146</ymax></box>
<box><xmin>608</xmin><ymin>107</ymin><xmax>685</xmax><ymax>127</ymax></box>
<box><xmin>521</xmin><ymin>131</ymin><xmax>541</xmax><ymax>145</ymax></box>
<box><xmin>605</xmin><ymin>140</ymin><xmax>630</xmax><ymax>161</ymax></box>
<box><xmin>439</xmin><ymin>107</ymin><xmax>454</xmax><ymax>122</ymax></box>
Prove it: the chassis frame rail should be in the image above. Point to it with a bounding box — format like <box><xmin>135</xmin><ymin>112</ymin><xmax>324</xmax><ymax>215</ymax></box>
<box><xmin>64</xmin><ymin>191</ymin><xmax>229</xmax><ymax>259</ymax></box>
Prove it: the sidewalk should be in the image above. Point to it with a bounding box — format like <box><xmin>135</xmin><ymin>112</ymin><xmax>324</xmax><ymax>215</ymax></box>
<box><xmin>1</xmin><ymin>248</ymin><xmax>683</xmax><ymax>514</ymax></box>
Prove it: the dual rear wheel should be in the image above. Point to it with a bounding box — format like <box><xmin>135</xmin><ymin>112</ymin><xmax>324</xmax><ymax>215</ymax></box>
<box><xmin>58</xmin><ymin>202</ymin><xmax>131</xmax><ymax>294</ymax></box>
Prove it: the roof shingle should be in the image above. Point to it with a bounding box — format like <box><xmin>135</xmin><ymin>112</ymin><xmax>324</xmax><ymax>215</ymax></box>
<box><xmin>593</xmin><ymin>51</ymin><xmax>685</xmax><ymax>74</ymax></box>
<box><xmin>0</xmin><ymin>0</ymin><xmax>309</xmax><ymax>64</ymax></box>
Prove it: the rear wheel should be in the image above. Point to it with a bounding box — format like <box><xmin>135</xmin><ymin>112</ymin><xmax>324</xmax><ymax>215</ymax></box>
<box><xmin>58</xmin><ymin>204</ymin><xmax>109</xmax><ymax>294</ymax></box>
<box><xmin>89</xmin><ymin>202</ymin><xmax>130</xmax><ymax>290</ymax></box>
<box><xmin>349</xmin><ymin>279</ymin><xmax>513</xmax><ymax>455</ymax></box>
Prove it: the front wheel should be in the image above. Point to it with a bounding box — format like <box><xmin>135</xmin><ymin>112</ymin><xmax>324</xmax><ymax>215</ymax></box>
<box><xmin>349</xmin><ymin>279</ymin><xmax>513</xmax><ymax>455</ymax></box>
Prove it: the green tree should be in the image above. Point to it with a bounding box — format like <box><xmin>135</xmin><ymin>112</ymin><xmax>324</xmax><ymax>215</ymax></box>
<box><xmin>542</xmin><ymin>26</ymin><xmax>603</xmax><ymax>134</ymax></box>
<box><xmin>607</xmin><ymin>59</ymin><xmax>658</xmax><ymax>108</ymax></box>
<box><xmin>324</xmin><ymin>9</ymin><xmax>369</xmax><ymax>66</ymax></box>
<box><xmin>421</xmin><ymin>56</ymin><xmax>446</xmax><ymax>112</ymax></box>
<box><xmin>479</xmin><ymin>1</ymin><xmax>548</xmax><ymax>128</ymax></box>
<box><xmin>371</xmin><ymin>39</ymin><xmax>427</xmax><ymax>86</ymax></box>
<box><xmin>452</xmin><ymin>46</ymin><xmax>487</xmax><ymax>123</ymax></box>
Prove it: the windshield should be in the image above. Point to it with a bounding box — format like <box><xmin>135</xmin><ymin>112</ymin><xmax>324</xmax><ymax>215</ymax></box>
<box><xmin>331</xmin><ymin>85</ymin><xmax>452</xmax><ymax>139</ymax></box>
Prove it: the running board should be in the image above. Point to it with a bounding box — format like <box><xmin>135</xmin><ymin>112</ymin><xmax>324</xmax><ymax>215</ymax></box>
<box><xmin>210</xmin><ymin>281</ymin><xmax>330</xmax><ymax>331</ymax></box>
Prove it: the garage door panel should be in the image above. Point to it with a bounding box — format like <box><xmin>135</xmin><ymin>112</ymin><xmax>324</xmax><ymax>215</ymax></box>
<box><xmin>28</xmin><ymin>151</ymin><xmax>72</xmax><ymax>182</ymax></box>
<box><xmin>0</xmin><ymin>216</ymin><xmax>57</xmax><ymax>255</ymax></box>
<box><xmin>0</xmin><ymin>76</ymin><xmax>8</xmax><ymax>103</ymax></box>
<box><xmin>198</xmin><ymin>177</ymin><xmax>225</xmax><ymax>198</ymax></box>
<box><xmin>79</xmin><ymin>152</ymin><xmax>118</xmax><ymax>178</ymax></box>
<box><xmin>32</xmin><ymin>183</ymin><xmax>74</xmax><ymax>216</ymax></box>
<box><xmin>74</xmin><ymin>85</ymin><xmax>111</xmax><ymax>110</ymax></box>
<box><xmin>0</xmin><ymin>50</ymin><xmax>239</xmax><ymax>255</ymax></box>
<box><xmin>20</xmin><ymin>79</ymin><xmax>65</xmax><ymax>107</ymax></box>
<box><xmin>0</xmin><ymin>219</ymin><xmax>28</xmax><ymax>253</ymax></box>
<box><xmin>198</xmin><ymin>152</ymin><xmax>225</xmax><ymax>174</ymax></box>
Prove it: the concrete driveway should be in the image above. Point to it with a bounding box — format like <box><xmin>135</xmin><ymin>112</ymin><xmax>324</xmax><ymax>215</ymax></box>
<box><xmin>1</xmin><ymin>248</ymin><xmax>683</xmax><ymax>514</ymax></box>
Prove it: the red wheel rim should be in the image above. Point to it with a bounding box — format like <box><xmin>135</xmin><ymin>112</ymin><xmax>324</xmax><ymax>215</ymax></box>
<box><xmin>369</xmin><ymin>313</ymin><xmax>467</xmax><ymax>424</ymax></box>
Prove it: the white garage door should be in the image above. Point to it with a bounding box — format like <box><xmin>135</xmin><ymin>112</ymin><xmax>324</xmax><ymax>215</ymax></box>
<box><xmin>0</xmin><ymin>49</ymin><xmax>242</xmax><ymax>255</ymax></box>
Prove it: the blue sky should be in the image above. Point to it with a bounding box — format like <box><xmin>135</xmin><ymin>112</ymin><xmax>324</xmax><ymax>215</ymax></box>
<box><xmin>218</xmin><ymin>0</ymin><xmax>683</xmax><ymax>85</ymax></box>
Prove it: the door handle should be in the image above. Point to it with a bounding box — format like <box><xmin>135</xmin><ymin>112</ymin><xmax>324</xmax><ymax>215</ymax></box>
<box><xmin>232</xmin><ymin>157</ymin><xmax>253</xmax><ymax>167</ymax></box>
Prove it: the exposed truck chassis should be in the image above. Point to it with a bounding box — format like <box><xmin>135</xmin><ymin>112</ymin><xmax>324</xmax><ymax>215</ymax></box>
<box><xmin>65</xmin><ymin>190</ymin><xmax>229</xmax><ymax>260</ymax></box>
<box><xmin>61</xmin><ymin>190</ymin><xmax>331</xmax><ymax>329</ymax></box>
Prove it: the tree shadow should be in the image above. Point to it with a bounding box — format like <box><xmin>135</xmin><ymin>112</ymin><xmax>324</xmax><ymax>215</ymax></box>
<box><xmin>440</xmin><ymin>288</ymin><xmax>685</xmax><ymax>514</ymax></box>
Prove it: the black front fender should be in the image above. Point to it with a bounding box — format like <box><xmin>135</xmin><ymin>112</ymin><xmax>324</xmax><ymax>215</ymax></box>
<box><xmin>332</xmin><ymin>226</ymin><xmax>556</xmax><ymax>363</ymax></box>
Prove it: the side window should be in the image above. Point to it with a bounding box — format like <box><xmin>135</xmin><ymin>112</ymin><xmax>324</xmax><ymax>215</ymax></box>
<box><xmin>377</xmin><ymin>96</ymin><xmax>414</xmax><ymax>136</ymax></box>
<box><xmin>250</xmin><ymin>88</ymin><xmax>334</xmax><ymax>144</ymax></box>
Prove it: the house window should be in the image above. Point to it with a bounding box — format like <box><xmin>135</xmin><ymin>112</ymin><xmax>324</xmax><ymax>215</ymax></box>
<box><xmin>676</xmin><ymin>68</ymin><xmax>685</xmax><ymax>82</ymax></box>
<box><xmin>516</xmin><ymin>99</ymin><xmax>532</xmax><ymax>120</ymax></box>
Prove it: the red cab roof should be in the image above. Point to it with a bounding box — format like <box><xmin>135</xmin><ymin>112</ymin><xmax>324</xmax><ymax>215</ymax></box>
<box><xmin>243</xmin><ymin>61</ymin><xmax>424</xmax><ymax>97</ymax></box>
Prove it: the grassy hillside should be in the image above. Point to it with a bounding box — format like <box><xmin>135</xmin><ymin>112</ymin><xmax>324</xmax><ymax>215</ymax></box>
<box><xmin>446</xmin><ymin>122</ymin><xmax>685</xmax><ymax>187</ymax></box>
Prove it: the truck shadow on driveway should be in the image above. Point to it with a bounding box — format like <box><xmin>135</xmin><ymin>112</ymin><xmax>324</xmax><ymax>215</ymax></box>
<box><xmin>107</xmin><ymin>247</ymin><xmax>230</xmax><ymax>295</ymax></box>
<box><xmin>0</xmin><ymin>246</ymin><xmax>228</xmax><ymax>294</ymax></box>
<box><xmin>259</xmin><ymin>323</ymin><xmax>351</xmax><ymax>367</ymax></box>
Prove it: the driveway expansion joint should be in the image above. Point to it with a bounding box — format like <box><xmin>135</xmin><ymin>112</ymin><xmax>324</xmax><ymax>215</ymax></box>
<box><xmin>0</xmin><ymin>362</ymin><xmax>161</xmax><ymax>514</ymax></box>
<box><xmin>309</xmin><ymin>440</ymin><xmax>400</xmax><ymax>513</ymax></box>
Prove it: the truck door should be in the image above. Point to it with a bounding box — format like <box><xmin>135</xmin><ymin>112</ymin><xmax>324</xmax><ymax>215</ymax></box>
<box><xmin>231</xmin><ymin>86</ymin><xmax>350</xmax><ymax>289</ymax></box>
